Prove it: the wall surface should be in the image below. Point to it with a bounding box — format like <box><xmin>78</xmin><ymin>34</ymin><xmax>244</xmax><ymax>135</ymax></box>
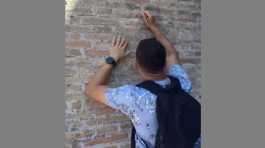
<box><xmin>65</xmin><ymin>0</ymin><xmax>201</xmax><ymax>147</ymax></box>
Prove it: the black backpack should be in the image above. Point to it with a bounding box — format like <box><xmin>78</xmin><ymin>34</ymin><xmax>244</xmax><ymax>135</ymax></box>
<box><xmin>131</xmin><ymin>76</ymin><xmax>201</xmax><ymax>148</ymax></box>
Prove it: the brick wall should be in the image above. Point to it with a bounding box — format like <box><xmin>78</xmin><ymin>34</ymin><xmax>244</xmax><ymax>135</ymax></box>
<box><xmin>65</xmin><ymin>0</ymin><xmax>201</xmax><ymax>148</ymax></box>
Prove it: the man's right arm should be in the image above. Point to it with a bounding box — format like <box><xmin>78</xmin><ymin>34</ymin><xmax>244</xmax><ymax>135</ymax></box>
<box><xmin>150</xmin><ymin>26</ymin><xmax>181</xmax><ymax>67</ymax></box>
<box><xmin>142</xmin><ymin>11</ymin><xmax>181</xmax><ymax>68</ymax></box>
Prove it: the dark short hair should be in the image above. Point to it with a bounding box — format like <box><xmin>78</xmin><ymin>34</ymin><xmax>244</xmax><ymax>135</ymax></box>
<box><xmin>136</xmin><ymin>38</ymin><xmax>166</xmax><ymax>74</ymax></box>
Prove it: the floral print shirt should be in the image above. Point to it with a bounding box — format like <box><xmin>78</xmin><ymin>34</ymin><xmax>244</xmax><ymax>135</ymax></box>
<box><xmin>105</xmin><ymin>64</ymin><xmax>192</xmax><ymax>148</ymax></box>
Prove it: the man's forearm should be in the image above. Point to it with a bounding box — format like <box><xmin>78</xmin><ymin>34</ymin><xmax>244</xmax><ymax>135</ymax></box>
<box><xmin>88</xmin><ymin>63</ymin><xmax>113</xmax><ymax>87</ymax></box>
<box><xmin>84</xmin><ymin>63</ymin><xmax>113</xmax><ymax>104</ymax></box>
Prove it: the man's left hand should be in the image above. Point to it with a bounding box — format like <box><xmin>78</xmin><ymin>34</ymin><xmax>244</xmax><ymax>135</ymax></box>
<box><xmin>110</xmin><ymin>36</ymin><xmax>128</xmax><ymax>62</ymax></box>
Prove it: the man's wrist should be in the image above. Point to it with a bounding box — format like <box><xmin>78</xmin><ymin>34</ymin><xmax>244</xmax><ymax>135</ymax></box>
<box><xmin>150</xmin><ymin>25</ymin><xmax>159</xmax><ymax>33</ymax></box>
<box><xmin>112</xmin><ymin>56</ymin><xmax>119</xmax><ymax>62</ymax></box>
<box><xmin>150</xmin><ymin>26</ymin><xmax>163</xmax><ymax>39</ymax></box>
<box><xmin>103</xmin><ymin>62</ymin><xmax>114</xmax><ymax>68</ymax></box>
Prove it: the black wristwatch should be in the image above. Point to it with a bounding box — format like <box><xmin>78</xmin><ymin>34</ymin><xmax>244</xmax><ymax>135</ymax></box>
<box><xmin>105</xmin><ymin>56</ymin><xmax>117</xmax><ymax>66</ymax></box>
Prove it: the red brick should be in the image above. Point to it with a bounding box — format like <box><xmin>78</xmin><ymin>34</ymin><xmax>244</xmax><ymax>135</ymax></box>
<box><xmin>70</xmin><ymin>33</ymin><xmax>80</xmax><ymax>40</ymax></box>
<box><xmin>106</xmin><ymin>146</ymin><xmax>118</xmax><ymax>148</ymax></box>
<box><xmin>65</xmin><ymin>40</ymin><xmax>90</xmax><ymax>49</ymax></box>
<box><xmin>131</xmin><ymin>0</ymin><xmax>150</xmax><ymax>5</ymax></box>
<box><xmin>96</xmin><ymin>126</ymin><xmax>118</xmax><ymax>135</ymax></box>
<box><xmin>181</xmin><ymin>58</ymin><xmax>201</xmax><ymax>64</ymax></box>
<box><xmin>85</xmin><ymin>48</ymin><xmax>109</xmax><ymax>57</ymax></box>
<box><xmin>177</xmin><ymin>16</ymin><xmax>193</xmax><ymax>22</ymax></box>
<box><xmin>72</xmin><ymin>100</ymin><xmax>81</xmax><ymax>110</ymax></box>
<box><xmin>86</xmin><ymin>132</ymin><xmax>128</xmax><ymax>146</ymax></box>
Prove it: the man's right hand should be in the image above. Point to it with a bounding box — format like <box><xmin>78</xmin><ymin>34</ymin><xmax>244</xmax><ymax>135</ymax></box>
<box><xmin>141</xmin><ymin>11</ymin><xmax>157</xmax><ymax>31</ymax></box>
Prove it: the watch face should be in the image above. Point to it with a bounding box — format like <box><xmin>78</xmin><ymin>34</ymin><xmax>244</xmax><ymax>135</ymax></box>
<box><xmin>106</xmin><ymin>57</ymin><xmax>116</xmax><ymax>65</ymax></box>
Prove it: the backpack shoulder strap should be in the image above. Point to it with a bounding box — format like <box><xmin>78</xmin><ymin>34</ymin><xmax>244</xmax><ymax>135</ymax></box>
<box><xmin>131</xmin><ymin>126</ymin><xmax>136</xmax><ymax>148</ymax></box>
<box><xmin>167</xmin><ymin>75</ymin><xmax>182</xmax><ymax>90</ymax></box>
<box><xmin>136</xmin><ymin>80</ymin><xmax>164</xmax><ymax>96</ymax></box>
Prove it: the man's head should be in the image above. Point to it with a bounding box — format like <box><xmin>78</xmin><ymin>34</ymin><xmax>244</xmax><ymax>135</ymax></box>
<box><xmin>135</xmin><ymin>38</ymin><xmax>166</xmax><ymax>80</ymax></box>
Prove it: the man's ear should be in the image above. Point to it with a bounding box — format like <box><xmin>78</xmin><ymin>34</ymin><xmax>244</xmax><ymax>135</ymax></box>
<box><xmin>134</xmin><ymin>62</ymin><xmax>145</xmax><ymax>77</ymax></box>
<box><xmin>134</xmin><ymin>62</ymin><xmax>141</xmax><ymax>73</ymax></box>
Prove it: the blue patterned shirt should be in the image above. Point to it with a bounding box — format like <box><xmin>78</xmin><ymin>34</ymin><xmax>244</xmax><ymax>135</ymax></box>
<box><xmin>105</xmin><ymin>64</ymin><xmax>192</xmax><ymax>148</ymax></box>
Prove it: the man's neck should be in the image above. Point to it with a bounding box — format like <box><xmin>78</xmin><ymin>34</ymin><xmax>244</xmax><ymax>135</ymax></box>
<box><xmin>142</xmin><ymin>72</ymin><xmax>167</xmax><ymax>81</ymax></box>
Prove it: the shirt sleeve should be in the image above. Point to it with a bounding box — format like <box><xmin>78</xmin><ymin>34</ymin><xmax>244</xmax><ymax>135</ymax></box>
<box><xmin>105</xmin><ymin>85</ymin><xmax>137</xmax><ymax>115</ymax></box>
<box><xmin>167</xmin><ymin>64</ymin><xmax>192</xmax><ymax>93</ymax></box>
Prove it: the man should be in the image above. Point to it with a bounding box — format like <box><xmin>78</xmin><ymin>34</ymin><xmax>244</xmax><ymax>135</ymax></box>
<box><xmin>85</xmin><ymin>11</ymin><xmax>198</xmax><ymax>148</ymax></box>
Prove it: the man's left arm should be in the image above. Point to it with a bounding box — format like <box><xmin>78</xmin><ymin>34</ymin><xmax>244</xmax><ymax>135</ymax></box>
<box><xmin>84</xmin><ymin>36</ymin><xmax>128</xmax><ymax>105</ymax></box>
